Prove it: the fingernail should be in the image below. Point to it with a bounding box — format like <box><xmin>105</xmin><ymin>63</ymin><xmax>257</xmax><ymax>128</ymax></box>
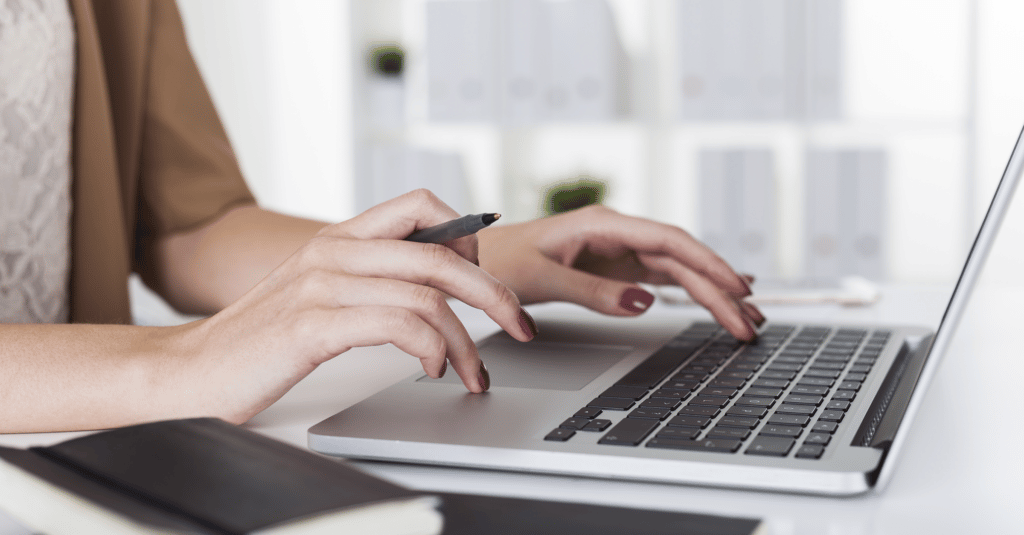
<box><xmin>739</xmin><ymin>277</ymin><xmax>753</xmax><ymax>297</ymax></box>
<box><xmin>619</xmin><ymin>288</ymin><xmax>655</xmax><ymax>314</ymax></box>
<box><xmin>477</xmin><ymin>362</ymin><xmax>490</xmax><ymax>392</ymax></box>
<box><xmin>741</xmin><ymin>301</ymin><xmax>766</xmax><ymax>327</ymax></box>
<box><xmin>741</xmin><ymin>273</ymin><xmax>756</xmax><ymax>285</ymax></box>
<box><xmin>438</xmin><ymin>360</ymin><xmax>447</xmax><ymax>378</ymax></box>
<box><xmin>519</xmin><ymin>308</ymin><xmax>539</xmax><ymax>339</ymax></box>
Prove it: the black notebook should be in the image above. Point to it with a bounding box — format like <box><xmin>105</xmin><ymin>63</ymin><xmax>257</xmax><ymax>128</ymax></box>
<box><xmin>0</xmin><ymin>418</ymin><xmax>441</xmax><ymax>535</ymax></box>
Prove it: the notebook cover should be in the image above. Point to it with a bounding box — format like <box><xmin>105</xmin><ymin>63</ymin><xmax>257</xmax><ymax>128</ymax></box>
<box><xmin>437</xmin><ymin>492</ymin><xmax>763</xmax><ymax>535</ymax></box>
<box><xmin>26</xmin><ymin>418</ymin><xmax>427</xmax><ymax>534</ymax></box>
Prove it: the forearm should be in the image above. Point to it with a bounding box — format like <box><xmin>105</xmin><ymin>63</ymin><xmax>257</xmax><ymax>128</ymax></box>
<box><xmin>0</xmin><ymin>323</ymin><xmax>208</xmax><ymax>433</ymax></box>
<box><xmin>153</xmin><ymin>205</ymin><xmax>329</xmax><ymax>314</ymax></box>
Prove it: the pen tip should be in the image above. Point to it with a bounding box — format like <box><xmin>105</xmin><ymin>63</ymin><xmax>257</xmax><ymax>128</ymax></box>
<box><xmin>483</xmin><ymin>213</ymin><xmax>500</xmax><ymax>225</ymax></box>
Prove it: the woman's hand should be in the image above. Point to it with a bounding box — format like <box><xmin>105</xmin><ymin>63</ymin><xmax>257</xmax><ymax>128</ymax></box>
<box><xmin>173</xmin><ymin>190</ymin><xmax>537</xmax><ymax>424</ymax></box>
<box><xmin>478</xmin><ymin>205</ymin><xmax>763</xmax><ymax>341</ymax></box>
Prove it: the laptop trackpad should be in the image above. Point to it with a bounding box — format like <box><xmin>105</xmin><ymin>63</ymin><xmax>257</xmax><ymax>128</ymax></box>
<box><xmin>417</xmin><ymin>338</ymin><xmax>633</xmax><ymax>391</ymax></box>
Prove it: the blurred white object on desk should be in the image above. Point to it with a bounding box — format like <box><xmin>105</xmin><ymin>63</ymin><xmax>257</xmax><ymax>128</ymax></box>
<box><xmin>652</xmin><ymin>276</ymin><xmax>881</xmax><ymax>307</ymax></box>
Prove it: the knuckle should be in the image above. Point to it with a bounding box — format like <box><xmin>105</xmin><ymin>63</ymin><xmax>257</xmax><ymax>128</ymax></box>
<box><xmin>489</xmin><ymin>279</ymin><xmax>521</xmax><ymax>310</ymax></box>
<box><xmin>423</xmin><ymin>243</ymin><xmax>460</xmax><ymax>271</ymax></box>
<box><xmin>408</xmin><ymin>188</ymin><xmax>440</xmax><ymax>206</ymax></box>
<box><xmin>380</xmin><ymin>307</ymin><xmax>417</xmax><ymax>333</ymax></box>
<box><xmin>412</xmin><ymin>285</ymin><xmax>447</xmax><ymax>316</ymax></box>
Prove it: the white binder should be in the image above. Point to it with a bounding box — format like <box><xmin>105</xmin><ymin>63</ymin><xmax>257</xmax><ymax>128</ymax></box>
<box><xmin>426</xmin><ymin>0</ymin><xmax>498</xmax><ymax>122</ymax></box>
<box><xmin>498</xmin><ymin>0</ymin><xmax>548</xmax><ymax>126</ymax></box>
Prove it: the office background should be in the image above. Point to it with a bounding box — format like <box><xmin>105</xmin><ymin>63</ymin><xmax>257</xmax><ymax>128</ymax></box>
<box><xmin>173</xmin><ymin>0</ymin><xmax>1024</xmax><ymax>289</ymax></box>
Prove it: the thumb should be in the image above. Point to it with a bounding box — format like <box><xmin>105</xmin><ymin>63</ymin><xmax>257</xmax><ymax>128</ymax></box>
<box><xmin>541</xmin><ymin>259</ymin><xmax>655</xmax><ymax>316</ymax></box>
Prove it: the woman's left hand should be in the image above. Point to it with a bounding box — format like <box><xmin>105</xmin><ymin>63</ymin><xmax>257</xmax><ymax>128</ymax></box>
<box><xmin>478</xmin><ymin>205</ymin><xmax>764</xmax><ymax>341</ymax></box>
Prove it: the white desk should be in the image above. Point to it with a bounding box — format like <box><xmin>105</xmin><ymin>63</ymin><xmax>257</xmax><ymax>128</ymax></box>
<box><xmin>2</xmin><ymin>284</ymin><xmax>1020</xmax><ymax>534</ymax></box>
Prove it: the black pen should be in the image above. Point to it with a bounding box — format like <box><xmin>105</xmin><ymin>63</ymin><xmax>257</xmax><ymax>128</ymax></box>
<box><xmin>405</xmin><ymin>213</ymin><xmax>501</xmax><ymax>243</ymax></box>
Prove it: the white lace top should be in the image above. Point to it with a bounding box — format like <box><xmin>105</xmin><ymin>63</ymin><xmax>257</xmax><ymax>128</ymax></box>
<box><xmin>0</xmin><ymin>0</ymin><xmax>75</xmax><ymax>324</ymax></box>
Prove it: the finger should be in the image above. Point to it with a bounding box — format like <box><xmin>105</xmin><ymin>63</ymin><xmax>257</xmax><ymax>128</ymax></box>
<box><xmin>551</xmin><ymin>207</ymin><xmax>751</xmax><ymax>298</ymax></box>
<box><xmin>319</xmin><ymin>273</ymin><xmax>485</xmax><ymax>392</ymax></box>
<box><xmin>312</xmin><ymin>305</ymin><xmax>452</xmax><ymax>378</ymax></box>
<box><xmin>638</xmin><ymin>254</ymin><xmax>757</xmax><ymax>340</ymax></box>
<box><xmin>739</xmin><ymin>300</ymin><xmax>766</xmax><ymax>327</ymax></box>
<box><xmin>315</xmin><ymin>238</ymin><xmax>536</xmax><ymax>342</ymax></box>
<box><xmin>322</xmin><ymin>189</ymin><xmax>478</xmax><ymax>263</ymax></box>
<box><xmin>529</xmin><ymin>255</ymin><xmax>655</xmax><ymax>316</ymax></box>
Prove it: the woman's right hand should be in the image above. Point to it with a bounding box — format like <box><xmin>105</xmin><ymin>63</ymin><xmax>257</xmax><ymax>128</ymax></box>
<box><xmin>172</xmin><ymin>190</ymin><xmax>536</xmax><ymax>424</ymax></box>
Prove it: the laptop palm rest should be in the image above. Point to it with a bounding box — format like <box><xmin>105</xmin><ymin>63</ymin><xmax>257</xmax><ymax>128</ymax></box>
<box><xmin>417</xmin><ymin>338</ymin><xmax>633</xmax><ymax>391</ymax></box>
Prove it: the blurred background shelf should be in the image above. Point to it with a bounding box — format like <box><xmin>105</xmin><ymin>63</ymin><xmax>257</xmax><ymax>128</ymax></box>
<box><xmin>174</xmin><ymin>0</ymin><xmax>1024</xmax><ymax>288</ymax></box>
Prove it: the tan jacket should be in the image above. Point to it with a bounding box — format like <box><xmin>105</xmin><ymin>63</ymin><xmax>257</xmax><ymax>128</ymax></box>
<box><xmin>68</xmin><ymin>0</ymin><xmax>255</xmax><ymax>324</ymax></box>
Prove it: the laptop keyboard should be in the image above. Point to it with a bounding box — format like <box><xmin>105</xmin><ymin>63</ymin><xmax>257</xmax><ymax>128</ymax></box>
<box><xmin>543</xmin><ymin>322</ymin><xmax>890</xmax><ymax>460</ymax></box>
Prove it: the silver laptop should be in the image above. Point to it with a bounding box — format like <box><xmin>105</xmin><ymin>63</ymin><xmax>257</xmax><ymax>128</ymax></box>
<box><xmin>309</xmin><ymin>125</ymin><xmax>1024</xmax><ymax>496</ymax></box>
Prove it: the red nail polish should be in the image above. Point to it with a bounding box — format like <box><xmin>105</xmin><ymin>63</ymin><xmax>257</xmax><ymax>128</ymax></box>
<box><xmin>477</xmin><ymin>362</ymin><xmax>490</xmax><ymax>392</ymax></box>
<box><xmin>619</xmin><ymin>288</ymin><xmax>655</xmax><ymax>314</ymax></box>
<box><xmin>519</xmin><ymin>308</ymin><xmax>539</xmax><ymax>338</ymax></box>
<box><xmin>439</xmin><ymin>360</ymin><xmax>447</xmax><ymax>378</ymax></box>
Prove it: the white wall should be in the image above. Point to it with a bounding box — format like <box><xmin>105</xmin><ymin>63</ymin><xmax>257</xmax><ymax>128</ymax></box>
<box><xmin>177</xmin><ymin>0</ymin><xmax>354</xmax><ymax>223</ymax></box>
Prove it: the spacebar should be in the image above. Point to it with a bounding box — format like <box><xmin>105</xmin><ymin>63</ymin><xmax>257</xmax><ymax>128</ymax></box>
<box><xmin>615</xmin><ymin>351</ymin><xmax>689</xmax><ymax>389</ymax></box>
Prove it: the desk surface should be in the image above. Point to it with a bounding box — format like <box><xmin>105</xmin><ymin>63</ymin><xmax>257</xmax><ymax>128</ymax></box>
<box><xmin>1</xmin><ymin>284</ymin><xmax>1020</xmax><ymax>534</ymax></box>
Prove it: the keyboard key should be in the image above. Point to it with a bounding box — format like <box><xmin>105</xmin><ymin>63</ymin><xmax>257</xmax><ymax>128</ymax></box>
<box><xmin>759</xmin><ymin>424</ymin><xmax>803</xmax><ymax>438</ymax></box>
<box><xmin>784</xmin><ymin>394</ymin><xmax>823</xmax><ymax>406</ymax></box>
<box><xmin>656</xmin><ymin>427</ymin><xmax>701</xmax><ymax>440</ymax></box>
<box><xmin>707</xmin><ymin>427</ymin><xmax>751</xmax><ymax>440</ymax></box>
<box><xmin>662</xmin><ymin>380</ymin><xmax>701</xmax><ymax>391</ymax></box>
<box><xmin>797</xmin><ymin>377</ymin><xmax>835</xmax><ymax>388</ymax></box>
<box><xmin>810</xmin><ymin>361</ymin><xmax>846</xmax><ymax>369</ymax></box>
<box><xmin>615</xmin><ymin>351</ymin><xmax>692</xmax><ymax>389</ymax></box>
<box><xmin>766</xmin><ymin>362</ymin><xmax>802</xmax><ymax>372</ymax></box>
<box><xmin>598</xmin><ymin>419</ymin><xmax>659</xmax><ymax>446</ymax></box>
<box><xmin>819</xmin><ymin>410</ymin><xmax>845</xmax><ymax>422</ymax></box>
<box><xmin>544</xmin><ymin>429</ymin><xmax>575</xmax><ymax>442</ymax></box>
<box><xmin>837</xmin><ymin>381</ymin><xmax>862</xmax><ymax>391</ymax></box>
<box><xmin>581</xmin><ymin>419</ymin><xmax>612</xmax><ymax>432</ymax></box>
<box><xmin>831</xmin><ymin>390</ymin><xmax>856</xmax><ymax>401</ymax></box>
<box><xmin>792</xmin><ymin>385</ymin><xmax>829</xmax><ymax>396</ymax></box>
<box><xmin>773</xmin><ymin>355</ymin><xmax>809</xmax><ymax>364</ymax></box>
<box><xmin>760</xmin><ymin>371</ymin><xmax>797</xmax><ymax>380</ymax></box>
<box><xmin>746</xmin><ymin>436</ymin><xmax>795</xmax><ymax>457</ymax></box>
<box><xmin>826</xmin><ymin>400</ymin><xmax>851</xmax><ymax>411</ymax></box>
<box><xmin>690</xmin><ymin>396</ymin><xmax>730</xmax><ymax>408</ymax></box>
<box><xmin>574</xmin><ymin>408</ymin><xmax>603</xmax><ymax>419</ymax></box>
<box><xmin>667</xmin><ymin>415</ymin><xmax>712</xmax><ymax>429</ymax></box>
<box><xmin>726</xmin><ymin>406</ymin><xmax>768</xmax><ymax>418</ymax></box>
<box><xmin>628</xmin><ymin>408</ymin><xmax>672</xmax><ymax>420</ymax></box>
<box><xmin>708</xmin><ymin>378</ymin><xmax>746</xmax><ymax>389</ymax></box>
<box><xmin>717</xmin><ymin>416</ymin><xmax>759</xmax><ymax>429</ymax></box>
<box><xmin>699</xmin><ymin>387</ymin><xmax>738</xmax><ymax>398</ymax></box>
<box><xmin>752</xmin><ymin>378</ymin><xmax>790</xmax><ymax>389</ymax></box>
<box><xmin>650</xmin><ymin>389</ymin><xmax>691</xmax><ymax>401</ymax></box>
<box><xmin>727</xmin><ymin>362</ymin><xmax>760</xmax><ymax>371</ymax></box>
<box><xmin>559</xmin><ymin>418</ymin><xmax>589</xmax><ymax>430</ymax></box>
<box><xmin>811</xmin><ymin>421</ymin><xmax>839</xmax><ymax>433</ymax></box>
<box><xmin>735</xmin><ymin>396</ymin><xmax>775</xmax><ymax>408</ymax></box>
<box><xmin>845</xmin><ymin>372</ymin><xmax>868</xmax><ymax>382</ymax></box>
<box><xmin>671</xmin><ymin>372</ymin><xmax>708</xmax><ymax>382</ymax></box>
<box><xmin>803</xmin><ymin>369</ymin><xmax>842</xmax><ymax>379</ymax></box>
<box><xmin>600</xmin><ymin>385</ymin><xmax>648</xmax><ymax>400</ymax></box>
<box><xmin>795</xmin><ymin>444</ymin><xmax>825</xmax><ymax>459</ymax></box>
<box><xmin>849</xmin><ymin>365</ymin><xmax>872</xmax><ymax>373</ymax></box>
<box><xmin>641</xmin><ymin>398</ymin><xmax>681</xmax><ymax>410</ymax></box>
<box><xmin>587</xmin><ymin>397</ymin><xmax>635</xmax><ymax>410</ymax></box>
<box><xmin>776</xmin><ymin>404</ymin><xmax>816</xmax><ymax>416</ymax></box>
<box><xmin>744</xmin><ymin>387</ymin><xmax>783</xmax><ymax>398</ymax></box>
<box><xmin>768</xmin><ymin>414</ymin><xmax>810</xmax><ymax>427</ymax></box>
<box><xmin>804</xmin><ymin>432</ymin><xmax>831</xmax><ymax>445</ymax></box>
<box><xmin>681</xmin><ymin>406</ymin><xmax>721</xmax><ymax>417</ymax></box>
<box><xmin>647</xmin><ymin>438</ymin><xmax>742</xmax><ymax>453</ymax></box>
<box><xmin>720</xmin><ymin>370</ymin><xmax>755</xmax><ymax>380</ymax></box>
